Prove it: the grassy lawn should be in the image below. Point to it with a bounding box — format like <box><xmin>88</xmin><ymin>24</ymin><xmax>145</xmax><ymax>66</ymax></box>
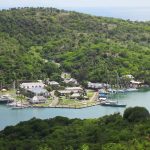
<box><xmin>58</xmin><ymin>96</ymin><xmax>96</xmax><ymax>108</ymax></box>
<box><xmin>46</xmin><ymin>98</ymin><xmax>53</xmax><ymax>104</ymax></box>
<box><xmin>0</xmin><ymin>89</ymin><xmax>16</xmax><ymax>96</ymax></box>
<box><xmin>87</xmin><ymin>90</ymin><xmax>95</xmax><ymax>98</ymax></box>
<box><xmin>33</xmin><ymin>103</ymin><xmax>49</xmax><ymax>107</ymax></box>
<box><xmin>59</xmin><ymin>96</ymin><xmax>77</xmax><ymax>105</ymax></box>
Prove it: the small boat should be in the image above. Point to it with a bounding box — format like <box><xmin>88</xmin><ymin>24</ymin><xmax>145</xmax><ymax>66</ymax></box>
<box><xmin>100</xmin><ymin>100</ymin><xmax>126</xmax><ymax>107</ymax></box>
<box><xmin>0</xmin><ymin>95</ymin><xmax>14</xmax><ymax>104</ymax></box>
<box><xmin>7</xmin><ymin>101</ymin><xmax>27</xmax><ymax>109</ymax></box>
<box><xmin>99</xmin><ymin>97</ymin><xmax>107</xmax><ymax>101</ymax></box>
<box><xmin>7</xmin><ymin>102</ymin><xmax>17</xmax><ymax>106</ymax></box>
<box><xmin>99</xmin><ymin>90</ymin><xmax>109</xmax><ymax>100</ymax></box>
<box><xmin>116</xmin><ymin>89</ymin><xmax>125</xmax><ymax>93</ymax></box>
<box><xmin>108</xmin><ymin>89</ymin><xmax>117</xmax><ymax>94</ymax></box>
<box><xmin>125</xmin><ymin>88</ymin><xmax>138</xmax><ymax>92</ymax></box>
<box><xmin>11</xmin><ymin>103</ymin><xmax>28</xmax><ymax>109</ymax></box>
<box><xmin>11</xmin><ymin>106</ymin><xmax>25</xmax><ymax>109</ymax></box>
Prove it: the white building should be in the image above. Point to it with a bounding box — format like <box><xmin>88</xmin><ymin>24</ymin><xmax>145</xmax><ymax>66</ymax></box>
<box><xmin>130</xmin><ymin>80</ymin><xmax>143</xmax><ymax>88</ymax></box>
<box><xmin>58</xmin><ymin>87</ymin><xmax>83</xmax><ymax>96</ymax></box>
<box><xmin>65</xmin><ymin>87</ymin><xmax>83</xmax><ymax>93</ymax></box>
<box><xmin>70</xmin><ymin>93</ymin><xmax>81</xmax><ymax>99</ymax></box>
<box><xmin>123</xmin><ymin>75</ymin><xmax>134</xmax><ymax>79</ymax></box>
<box><xmin>88</xmin><ymin>82</ymin><xmax>109</xmax><ymax>89</ymax></box>
<box><xmin>47</xmin><ymin>81</ymin><xmax>59</xmax><ymax>86</ymax></box>
<box><xmin>58</xmin><ymin>90</ymin><xmax>72</xmax><ymax>96</ymax></box>
<box><xmin>64</xmin><ymin>78</ymin><xmax>78</xmax><ymax>85</ymax></box>
<box><xmin>30</xmin><ymin>96</ymin><xmax>47</xmax><ymax>104</ymax></box>
<box><xmin>20</xmin><ymin>82</ymin><xmax>45</xmax><ymax>89</ymax></box>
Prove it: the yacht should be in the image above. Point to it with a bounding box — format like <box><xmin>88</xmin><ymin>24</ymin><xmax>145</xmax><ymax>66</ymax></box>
<box><xmin>125</xmin><ymin>88</ymin><xmax>138</xmax><ymax>92</ymax></box>
<box><xmin>0</xmin><ymin>95</ymin><xmax>14</xmax><ymax>104</ymax></box>
<box><xmin>100</xmin><ymin>100</ymin><xmax>126</xmax><ymax>107</ymax></box>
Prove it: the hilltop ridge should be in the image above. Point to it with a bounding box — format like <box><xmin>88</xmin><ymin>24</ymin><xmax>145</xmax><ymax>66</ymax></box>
<box><xmin>0</xmin><ymin>7</ymin><xmax>150</xmax><ymax>85</ymax></box>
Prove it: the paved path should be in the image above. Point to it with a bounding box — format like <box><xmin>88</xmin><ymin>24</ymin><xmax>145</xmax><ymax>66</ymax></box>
<box><xmin>90</xmin><ymin>92</ymin><xmax>98</xmax><ymax>102</ymax></box>
<box><xmin>49</xmin><ymin>91</ymin><xmax>59</xmax><ymax>107</ymax></box>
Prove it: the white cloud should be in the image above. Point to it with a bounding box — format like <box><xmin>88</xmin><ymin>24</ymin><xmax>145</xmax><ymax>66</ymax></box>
<box><xmin>0</xmin><ymin>0</ymin><xmax>150</xmax><ymax>8</ymax></box>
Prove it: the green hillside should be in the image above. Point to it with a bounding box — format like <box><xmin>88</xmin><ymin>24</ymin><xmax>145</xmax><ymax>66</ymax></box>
<box><xmin>0</xmin><ymin>107</ymin><xmax>150</xmax><ymax>150</ymax></box>
<box><xmin>0</xmin><ymin>8</ymin><xmax>150</xmax><ymax>85</ymax></box>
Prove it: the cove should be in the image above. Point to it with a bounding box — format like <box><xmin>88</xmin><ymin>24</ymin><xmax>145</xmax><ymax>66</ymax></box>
<box><xmin>0</xmin><ymin>90</ymin><xmax>150</xmax><ymax>130</ymax></box>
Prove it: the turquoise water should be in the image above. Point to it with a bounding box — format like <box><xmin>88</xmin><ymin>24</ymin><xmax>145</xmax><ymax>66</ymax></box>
<box><xmin>0</xmin><ymin>90</ymin><xmax>150</xmax><ymax>130</ymax></box>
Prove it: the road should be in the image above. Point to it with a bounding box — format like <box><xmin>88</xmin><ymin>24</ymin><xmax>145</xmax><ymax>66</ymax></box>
<box><xmin>49</xmin><ymin>91</ymin><xmax>59</xmax><ymax>107</ymax></box>
<box><xmin>90</xmin><ymin>92</ymin><xmax>98</xmax><ymax>102</ymax></box>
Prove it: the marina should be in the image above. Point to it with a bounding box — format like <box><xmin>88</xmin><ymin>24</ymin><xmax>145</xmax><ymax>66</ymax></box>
<box><xmin>0</xmin><ymin>90</ymin><xmax>150</xmax><ymax>130</ymax></box>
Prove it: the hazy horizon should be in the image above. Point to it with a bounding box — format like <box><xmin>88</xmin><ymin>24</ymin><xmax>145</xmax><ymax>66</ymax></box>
<box><xmin>0</xmin><ymin>6</ymin><xmax>150</xmax><ymax>21</ymax></box>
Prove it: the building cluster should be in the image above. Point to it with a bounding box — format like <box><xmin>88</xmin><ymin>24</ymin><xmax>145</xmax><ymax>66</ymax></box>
<box><xmin>19</xmin><ymin>79</ymin><xmax>85</xmax><ymax>104</ymax></box>
<box><xmin>20</xmin><ymin>82</ymin><xmax>49</xmax><ymax>104</ymax></box>
<box><xmin>58</xmin><ymin>87</ymin><xmax>88</xmax><ymax>100</ymax></box>
<box><xmin>123</xmin><ymin>74</ymin><xmax>143</xmax><ymax>88</ymax></box>
<box><xmin>18</xmin><ymin>73</ymin><xmax>144</xmax><ymax>105</ymax></box>
<box><xmin>88</xmin><ymin>82</ymin><xmax>110</xmax><ymax>89</ymax></box>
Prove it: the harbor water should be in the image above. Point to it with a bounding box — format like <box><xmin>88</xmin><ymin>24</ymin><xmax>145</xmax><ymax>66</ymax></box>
<box><xmin>0</xmin><ymin>90</ymin><xmax>150</xmax><ymax>130</ymax></box>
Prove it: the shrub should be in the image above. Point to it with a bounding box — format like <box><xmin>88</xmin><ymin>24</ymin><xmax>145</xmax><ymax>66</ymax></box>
<box><xmin>123</xmin><ymin>107</ymin><xmax>150</xmax><ymax>122</ymax></box>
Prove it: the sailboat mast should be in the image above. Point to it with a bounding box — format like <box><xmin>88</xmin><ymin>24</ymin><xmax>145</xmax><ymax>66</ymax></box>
<box><xmin>116</xmin><ymin>72</ymin><xmax>120</xmax><ymax>103</ymax></box>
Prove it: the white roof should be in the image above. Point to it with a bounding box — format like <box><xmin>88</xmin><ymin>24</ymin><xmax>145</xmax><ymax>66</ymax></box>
<box><xmin>31</xmin><ymin>96</ymin><xmax>46</xmax><ymax>102</ymax></box>
<box><xmin>130</xmin><ymin>80</ymin><xmax>142</xmax><ymax>84</ymax></box>
<box><xmin>88</xmin><ymin>82</ymin><xmax>109</xmax><ymax>88</ymax></box>
<box><xmin>65</xmin><ymin>87</ymin><xmax>83</xmax><ymax>91</ymax></box>
<box><xmin>48</xmin><ymin>81</ymin><xmax>59</xmax><ymax>85</ymax></box>
<box><xmin>64</xmin><ymin>78</ymin><xmax>78</xmax><ymax>84</ymax></box>
<box><xmin>70</xmin><ymin>93</ymin><xmax>80</xmax><ymax>98</ymax></box>
<box><xmin>58</xmin><ymin>90</ymin><xmax>71</xmax><ymax>94</ymax></box>
<box><xmin>20</xmin><ymin>82</ymin><xmax>45</xmax><ymax>89</ymax></box>
<box><xmin>27</xmin><ymin>87</ymin><xmax>47</xmax><ymax>94</ymax></box>
<box><xmin>124</xmin><ymin>75</ymin><xmax>134</xmax><ymax>79</ymax></box>
<box><xmin>32</xmin><ymin>96</ymin><xmax>39</xmax><ymax>102</ymax></box>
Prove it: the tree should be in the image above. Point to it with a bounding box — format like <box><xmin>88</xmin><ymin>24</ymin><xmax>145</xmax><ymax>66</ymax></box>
<box><xmin>123</xmin><ymin>107</ymin><xmax>150</xmax><ymax>122</ymax></box>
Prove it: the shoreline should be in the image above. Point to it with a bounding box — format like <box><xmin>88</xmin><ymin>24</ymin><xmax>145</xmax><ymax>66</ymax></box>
<box><xmin>31</xmin><ymin>102</ymin><xmax>100</xmax><ymax>109</ymax></box>
<box><xmin>9</xmin><ymin>101</ymin><xmax>101</xmax><ymax>110</ymax></box>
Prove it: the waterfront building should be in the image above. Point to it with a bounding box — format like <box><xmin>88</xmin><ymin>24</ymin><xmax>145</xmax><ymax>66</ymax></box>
<box><xmin>58</xmin><ymin>87</ymin><xmax>83</xmax><ymax>97</ymax></box>
<box><xmin>88</xmin><ymin>82</ymin><xmax>110</xmax><ymax>89</ymax></box>
<box><xmin>20</xmin><ymin>82</ymin><xmax>49</xmax><ymax>98</ymax></box>
<box><xmin>20</xmin><ymin>82</ymin><xmax>45</xmax><ymax>89</ymax></box>
<box><xmin>30</xmin><ymin>96</ymin><xmax>47</xmax><ymax>104</ymax></box>
<box><xmin>130</xmin><ymin>80</ymin><xmax>143</xmax><ymax>88</ymax></box>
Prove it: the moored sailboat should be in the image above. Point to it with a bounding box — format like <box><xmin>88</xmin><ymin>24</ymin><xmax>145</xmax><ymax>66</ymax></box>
<box><xmin>100</xmin><ymin>100</ymin><xmax>126</xmax><ymax>107</ymax></box>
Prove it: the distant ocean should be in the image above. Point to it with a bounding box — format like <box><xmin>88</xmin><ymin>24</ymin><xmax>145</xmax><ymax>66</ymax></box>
<box><xmin>64</xmin><ymin>7</ymin><xmax>150</xmax><ymax>21</ymax></box>
<box><xmin>0</xmin><ymin>6</ymin><xmax>150</xmax><ymax>21</ymax></box>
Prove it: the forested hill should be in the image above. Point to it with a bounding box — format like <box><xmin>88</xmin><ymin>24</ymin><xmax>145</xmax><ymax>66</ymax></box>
<box><xmin>0</xmin><ymin>107</ymin><xmax>150</xmax><ymax>150</ymax></box>
<box><xmin>0</xmin><ymin>8</ymin><xmax>150</xmax><ymax>85</ymax></box>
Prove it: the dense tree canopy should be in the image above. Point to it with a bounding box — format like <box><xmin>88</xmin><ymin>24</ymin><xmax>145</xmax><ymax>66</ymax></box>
<box><xmin>0</xmin><ymin>107</ymin><xmax>150</xmax><ymax>150</ymax></box>
<box><xmin>0</xmin><ymin>8</ymin><xmax>150</xmax><ymax>86</ymax></box>
<box><xmin>123</xmin><ymin>106</ymin><xmax>150</xmax><ymax>122</ymax></box>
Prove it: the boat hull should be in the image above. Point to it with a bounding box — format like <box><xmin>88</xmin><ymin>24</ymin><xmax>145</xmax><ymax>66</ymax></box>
<box><xmin>11</xmin><ymin>106</ymin><xmax>26</xmax><ymax>109</ymax></box>
<box><xmin>0</xmin><ymin>100</ymin><xmax>14</xmax><ymax>104</ymax></box>
<box><xmin>100</xmin><ymin>103</ymin><xmax>126</xmax><ymax>107</ymax></box>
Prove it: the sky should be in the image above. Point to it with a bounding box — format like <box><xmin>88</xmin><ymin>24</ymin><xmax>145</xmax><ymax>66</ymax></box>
<box><xmin>0</xmin><ymin>0</ymin><xmax>150</xmax><ymax>21</ymax></box>
<box><xmin>0</xmin><ymin>0</ymin><xmax>150</xmax><ymax>8</ymax></box>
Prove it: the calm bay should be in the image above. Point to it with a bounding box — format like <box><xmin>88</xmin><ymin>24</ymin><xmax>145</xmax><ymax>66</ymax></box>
<box><xmin>0</xmin><ymin>90</ymin><xmax>150</xmax><ymax>130</ymax></box>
